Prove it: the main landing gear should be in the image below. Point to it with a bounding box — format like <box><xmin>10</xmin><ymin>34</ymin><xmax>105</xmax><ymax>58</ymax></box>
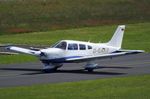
<box><xmin>84</xmin><ymin>61</ymin><xmax>98</xmax><ymax>72</ymax></box>
<box><xmin>42</xmin><ymin>61</ymin><xmax>98</xmax><ymax>73</ymax></box>
<box><xmin>42</xmin><ymin>63</ymin><xmax>63</xmax><ymax>73</ymax></box>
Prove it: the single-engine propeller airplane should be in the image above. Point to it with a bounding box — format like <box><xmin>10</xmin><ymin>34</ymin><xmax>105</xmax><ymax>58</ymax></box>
<box><xmin>4</xmin><ymin>25</ymin><xmax>144</xmax><ymax>72</ymax></box>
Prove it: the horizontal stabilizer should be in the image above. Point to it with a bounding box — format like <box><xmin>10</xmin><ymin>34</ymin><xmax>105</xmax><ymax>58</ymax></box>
<box><xmin>117</xmin><ymin>49</ymin><xmax>145</xmax><ymax>54</ymax></box>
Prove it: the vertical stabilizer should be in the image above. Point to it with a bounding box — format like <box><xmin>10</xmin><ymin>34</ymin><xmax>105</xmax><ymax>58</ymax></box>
<box><xmin>107</xmin><ymin>25</ymin><xmax>125</xmax><ymax>49</ymax></box>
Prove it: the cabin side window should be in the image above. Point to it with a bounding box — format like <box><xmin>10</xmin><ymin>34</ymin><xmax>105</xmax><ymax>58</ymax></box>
<box><xmin>79</xmin><ymin>44</ymin><xmax>86</xmax><ymax>50</ymax></box>
<box><xmin>68</xmin><ymin>43</ymin><xmax>78</xmax><ymax>50</ymax></box>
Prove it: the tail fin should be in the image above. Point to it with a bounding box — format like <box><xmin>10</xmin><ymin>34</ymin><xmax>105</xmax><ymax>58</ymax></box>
<box><xmin>107</xmin><ymin>25</ymin><xmax>125</xmax><ymax>49</ymax></box>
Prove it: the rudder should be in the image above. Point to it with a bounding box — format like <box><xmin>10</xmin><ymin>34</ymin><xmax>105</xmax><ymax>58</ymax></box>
<box><xmin>107</xmin><ymin>25</ymin><xmax>125</xmax><ymax>49</ymax></box>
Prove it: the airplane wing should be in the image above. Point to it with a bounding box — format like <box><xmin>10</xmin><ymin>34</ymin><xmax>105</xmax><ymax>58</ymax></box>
<box><xmin>66</xmin><ymin>50</ymin><xmax>144</xmax><ymax>63</ymax></box>
<box><xmin>6</xmin><ymin>46</ymin><xmax>41</xmax><ymax>56</ymax></box>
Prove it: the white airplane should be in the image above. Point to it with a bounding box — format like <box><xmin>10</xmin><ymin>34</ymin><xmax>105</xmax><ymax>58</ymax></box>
<box><xmin>5</xmin><ymin>25</ymin><xmax>144</xmax><ymax>72</ymax></box>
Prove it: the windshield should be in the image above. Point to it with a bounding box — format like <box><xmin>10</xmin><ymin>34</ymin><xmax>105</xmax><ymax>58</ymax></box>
<box><xmin>54</xmin><ymin>41</ymin><xmax>67</xmax><ymax>50</ymax></box>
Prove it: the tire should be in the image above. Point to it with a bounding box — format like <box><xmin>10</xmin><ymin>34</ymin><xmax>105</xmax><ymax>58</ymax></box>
<box><xmin>43</xmin><ymin>68</ymin><xmax>57</xmax><ymax>73</ymax></box>
<box><xmin>87</xmin><ymin>68</ymin><xmax>94</xmax><ymax>72</ymax></box>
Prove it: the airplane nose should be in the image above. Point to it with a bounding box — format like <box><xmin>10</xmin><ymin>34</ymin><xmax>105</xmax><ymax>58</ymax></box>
<box><xmin>40</xmin><ymin>51</ymin><xmax>47</xmax><ymax>57</ymax></box>
<box><xmin>39</xmin><ymin>49</ymin><xmax>49</xmax><ymax>57</ymax></box>
<box><xmin>40</xmin><ymin>48</ymin><xmax>64</xmax><ymax>58</ymax></box>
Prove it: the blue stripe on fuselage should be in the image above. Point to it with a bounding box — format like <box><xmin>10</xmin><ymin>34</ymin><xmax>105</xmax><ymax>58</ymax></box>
<box><xmin>64</xmin><ymin>56</ymin><xmax>83</xmax><ymax>59</ymax></box>
<box><xmin>41</xmin><ymin>56</ymin><xmax>83</xmax><ymax>63</ymax></box>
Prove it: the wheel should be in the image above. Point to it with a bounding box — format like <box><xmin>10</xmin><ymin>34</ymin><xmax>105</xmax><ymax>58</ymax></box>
<box><xmin>43</xmin><ymin>68</ymin><xmax>57</xmax><ymax>73</ymax></box>
<box><xmin>87</xmin><ymin>68</ymin><xmax>94</xmax><ymax>72</ymax></box>
<box><xmin>53</xmin><ymin>67</ymin><xmax>59</xmax><ymax>71</ymax></box>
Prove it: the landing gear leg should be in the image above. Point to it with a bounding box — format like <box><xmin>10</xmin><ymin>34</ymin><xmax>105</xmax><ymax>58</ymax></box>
<box><xmin>42</xmin><ymin>63</ymin><xmax>63</xmax><ymax>73</ymax></box>
<box><xmin>87</xmin><ymin>68</ymin><xmax>94</xmax><ymax>72</ymax></box>
<box><xmin>43</xmin><ymin>64</ymin><xmax>55</xmax><ymax>73</ymax></box>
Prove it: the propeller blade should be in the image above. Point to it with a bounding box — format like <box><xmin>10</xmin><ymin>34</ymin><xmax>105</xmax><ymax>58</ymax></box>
<box><xmin>40</xmin><ymin>51</ymin><xmax>47</xmax><ymax>57</ymax></box>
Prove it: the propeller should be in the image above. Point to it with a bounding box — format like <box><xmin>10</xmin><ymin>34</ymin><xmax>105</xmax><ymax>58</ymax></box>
<box><xmin>37</xmin><ymin>49</ymin><xmax>48</xmax><ymax>57</ymax></box>
<box><xmin>40</xmin><ymin>51</ymin><xmax>47</xmax><ymax>57</ymax></box>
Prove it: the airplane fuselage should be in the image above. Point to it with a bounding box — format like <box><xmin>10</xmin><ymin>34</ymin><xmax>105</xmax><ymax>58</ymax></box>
<box><xmin>39</xmin><ymin>40</ymin><xmax>118</xmax><ymax>63</ymax></box>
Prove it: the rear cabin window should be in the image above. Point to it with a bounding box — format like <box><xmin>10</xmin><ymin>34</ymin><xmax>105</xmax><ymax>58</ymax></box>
<box><xmin>88</xmin><ymin>45</ymin><xmax>92</xmax><ymax>49</ymax></box>
<box><xmin>68</xmin><ymin>43</ymin><xmax>78</xmax><ymax>50</ymax></box>
<box><xmin>79</xmin><ymin>44</ymin><xmax>86</xmax><ymax>50</ymax></box>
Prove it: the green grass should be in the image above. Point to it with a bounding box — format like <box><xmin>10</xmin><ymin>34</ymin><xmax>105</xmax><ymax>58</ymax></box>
<box><xmin>0</xmin><ymin>0</ymin><xmax>150</xmax><ymax>34</ymax></box>
<box><xmin>0</xmin><ymin>22</ymin><xmax>149</xmax><ymax>64</ymax></box>
<box><xmin>0</xmin><ymin>54</ymin><xmax>37</xmax><ymax>64</ymax></box>
<box><xmin>0</xmin><ymin>75</ymin><xmax>149</xmax><ymax>99</ymax></box>
<box><xmin>0</xmin><ymin>22</ymin><xmax>150</xmax><ymax>51</ymax></box>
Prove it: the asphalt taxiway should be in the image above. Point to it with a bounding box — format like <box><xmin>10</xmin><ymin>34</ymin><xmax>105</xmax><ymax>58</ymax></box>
<box><xmin>0</xmin><ymin>53</ymin><xmax>149</xmax><ymax>87</ymax></box>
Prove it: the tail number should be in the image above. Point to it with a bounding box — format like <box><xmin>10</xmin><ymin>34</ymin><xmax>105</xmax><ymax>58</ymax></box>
<box><xmin>93</xmin><ymin>48</ymin><xmax>109</xmax><ymax>54</ymax></box>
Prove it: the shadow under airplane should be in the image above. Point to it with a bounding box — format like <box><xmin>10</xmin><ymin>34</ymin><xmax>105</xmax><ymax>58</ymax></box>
<box><xmin>0</xmin><ymin>65</ymin><xmax>131</xmax><ymax>75</ymax></box>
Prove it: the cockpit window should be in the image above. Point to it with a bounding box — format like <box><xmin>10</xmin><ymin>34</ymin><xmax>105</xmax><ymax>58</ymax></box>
<box><xmin>68</xmin><ymin>43</ymin><xmax>78</xmax><ymax>50</ymax></box>
<box><xmin>51</xmin><ymin>41</ymin><xmax>59</xmax><ymax>48</ymax></box>
<box><xmin>55</xmin><ymin>41</ymin><xmax>67</xmax><ymax>50</ymax></box>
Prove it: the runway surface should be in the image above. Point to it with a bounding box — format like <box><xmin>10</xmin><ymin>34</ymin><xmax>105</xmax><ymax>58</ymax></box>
<box><xmin>0</xmin><ymin>53</ymin><xmax>150</xmax><ymax>87</ymax></box>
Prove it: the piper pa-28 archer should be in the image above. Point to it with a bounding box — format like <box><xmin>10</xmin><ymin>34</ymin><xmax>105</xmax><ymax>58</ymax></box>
<box><xmin>5</xmin><ymin>25</ymin><xmax>144</xmax><ymax>72</ymax></box>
